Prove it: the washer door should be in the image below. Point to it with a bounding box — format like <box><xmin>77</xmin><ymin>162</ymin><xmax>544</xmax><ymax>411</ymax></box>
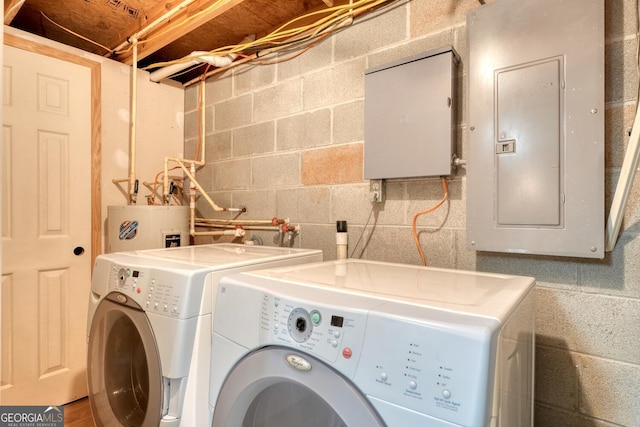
<box><xmin>211</xmin><ymin>346</ymin><xmax>386</xmax><ymax>427</ymax></box>
<box><xmin>87</xmin><ymin>292</ymin><xmax>163</xmax><ymax>427</ymax></box>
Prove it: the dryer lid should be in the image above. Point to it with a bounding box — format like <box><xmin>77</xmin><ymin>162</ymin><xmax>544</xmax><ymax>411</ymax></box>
<box><xmin>124</xmin><ymin>243</ymin><xmax>322</xmax><ymax>269</ymax></box>
<box><xmin>238</xmin><ymin>259</ymin><xmax>535</xmax><ymax>321</ymax></box>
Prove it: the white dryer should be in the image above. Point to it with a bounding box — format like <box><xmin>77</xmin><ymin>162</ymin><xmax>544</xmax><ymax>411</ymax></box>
<box><xmin>209</xmin><ymin>259</ymin><xmax>535</xmax><ymax>427</ymax></box>
<box><xmin>86</xmin><ymin>243</ymin><xmax>322</xmax><ymax>427</ymax></box>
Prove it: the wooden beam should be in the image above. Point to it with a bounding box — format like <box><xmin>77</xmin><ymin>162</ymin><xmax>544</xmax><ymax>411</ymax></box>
<box><xmin>112</xmin><ymin>0</ymin><xmax>246</xmax><ymax>65</ymax></box>
<box><xmin>4</xmin><ymin>0</ymin><xmax>25</xmax><ymax>24</ymax></box>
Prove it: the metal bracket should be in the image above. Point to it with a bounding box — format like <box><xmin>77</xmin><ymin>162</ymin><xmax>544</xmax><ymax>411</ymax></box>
<box><xmin>369</xmin><ymin>179</ymin><xmax>385</xmax><ymax>203</ymax></box>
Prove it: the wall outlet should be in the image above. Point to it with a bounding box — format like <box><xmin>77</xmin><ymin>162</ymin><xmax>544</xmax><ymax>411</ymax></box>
<box><xmin>369</xmin><ymin>179</ymin><xmax>385</xmax><ymax>203</ymax></box>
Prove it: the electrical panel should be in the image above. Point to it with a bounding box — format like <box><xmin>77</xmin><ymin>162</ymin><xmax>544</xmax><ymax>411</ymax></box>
<box><xmin>364</xmin><ymin>46</ymin><xmax>459</xmax><ymax>179</ymax></box>
<box><xmin>466</xmin><ymin>0</ymin><xmax>604</xmax><ymax>258</ymax></box>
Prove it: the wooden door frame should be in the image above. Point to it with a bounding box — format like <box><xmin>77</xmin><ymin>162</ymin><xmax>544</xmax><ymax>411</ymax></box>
<box><xmin>3</xmin><ymin>33</ymin><xmax>102</xmax><ymax>266</ymax></box>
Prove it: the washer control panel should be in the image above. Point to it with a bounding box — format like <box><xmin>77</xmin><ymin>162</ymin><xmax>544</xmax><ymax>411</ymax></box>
<box><xmin>255</xmin><ymin>293</ymin><xmax>368</xmax><ymax>374</ymax></box>
<box><xmin>107</xmin><ymin>263</ymin><xmax>194</xmax><ymax>318</ymax></box>
<box><xmin>220</xmin><ymin>278</ymin><xmax>498</xmax><ymax>425</ymax></box>
<box><xmin>353</xmin><ymin>311</ymin><xmax>500</xmax><ymax>426</ymax></box>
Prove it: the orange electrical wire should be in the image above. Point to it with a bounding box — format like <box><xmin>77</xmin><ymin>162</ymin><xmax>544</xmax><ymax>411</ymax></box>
<box><xmin>412</xmin><ymin>177</ymin><xmax>449</xmax><ymax>266</ymax></box>
<box><xmin>41</xmin><ymin>12</ymin><xmax>112</xmax><ymax>53</ymax></box>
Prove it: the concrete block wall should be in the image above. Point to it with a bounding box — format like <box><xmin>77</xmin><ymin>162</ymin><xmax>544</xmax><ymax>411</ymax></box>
<box><xmin>184</xmin><ymin>0</ymin><xmax>640</xmax><ymax>424</ymax></box>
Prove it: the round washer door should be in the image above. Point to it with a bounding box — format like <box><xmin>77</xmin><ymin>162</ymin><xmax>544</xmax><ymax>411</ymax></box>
<box><xmin>211</xmin><ymin>346</ymin><xmax>386</xmax><ymax>427</ymax></box>
<box><xmin>87</xmin><ymin>292</ymin><xmax>163</xmax><ymax>427</ymax></box>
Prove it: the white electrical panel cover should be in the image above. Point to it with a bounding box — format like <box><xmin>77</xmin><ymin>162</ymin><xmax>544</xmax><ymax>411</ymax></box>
<box><xmin>364</xmin><ymin>46</ymin><xmax>459</xmax><ymax>179</ymax></box>
<box><xmin>466</xmin><ymin>0</ymin><xmax>604</xmax><ymax>258</ymax></box>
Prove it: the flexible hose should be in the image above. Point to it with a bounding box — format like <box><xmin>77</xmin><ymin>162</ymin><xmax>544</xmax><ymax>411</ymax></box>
<box><xmin>412</xmin><ymin>177</ymin><xmax>449</xmax><ymax>266</ymax></box>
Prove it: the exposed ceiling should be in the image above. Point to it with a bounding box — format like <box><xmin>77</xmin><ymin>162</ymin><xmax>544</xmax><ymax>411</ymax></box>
<box><xmin>4</xmin><ymin>0</ymin><xmax>371</xmax><ymax>84</ymax></box>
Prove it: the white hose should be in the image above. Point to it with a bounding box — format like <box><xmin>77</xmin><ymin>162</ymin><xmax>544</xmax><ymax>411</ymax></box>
<box><xmin>149</xmin><ymin>35</ymin><xmax>256</xmax><ymax>82</ymax></box>
<box><xmin>149</xmin><ymin>52</ymin><xmax>235</xmax><ymax>82</ymax></box>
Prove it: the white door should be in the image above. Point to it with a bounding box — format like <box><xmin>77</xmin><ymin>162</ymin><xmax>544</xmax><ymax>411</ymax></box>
<box><xmin>1</xmin><ymin>44</ymin><xmax>92</xmax><ymax>405</ymax></box>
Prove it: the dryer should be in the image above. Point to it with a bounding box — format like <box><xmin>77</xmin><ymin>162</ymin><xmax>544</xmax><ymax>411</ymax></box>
<box><xmin>86</xmin><ymin>243</ymin><xmax>322</xmax><ymax>427</ymax></box>
<box><xmin>209</xmin><ymin>259</ymin><xmax>535</xmax><ymax>427</ymax></box>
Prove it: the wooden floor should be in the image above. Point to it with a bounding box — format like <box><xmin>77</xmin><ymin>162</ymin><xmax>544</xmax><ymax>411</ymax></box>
<box><xmin>64</xmin><ymin>397</ymin><xmax>96</xmax><ymax>427</ymax></box>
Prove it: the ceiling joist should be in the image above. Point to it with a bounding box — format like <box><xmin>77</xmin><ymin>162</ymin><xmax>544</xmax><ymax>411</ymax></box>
<box><xmin>6</xmin><ymin>0</ymin><xmax>365</xmax><ymax>83</ymax></box>
<box><xmin>4</xmin><ymin>0</ymin><xmax>25</xmax><ymax>24</ymax></box>
<box><xmin>111</xmin><ymin>0</ymin><xmax>245</xmax><ymax>65</ymax></box>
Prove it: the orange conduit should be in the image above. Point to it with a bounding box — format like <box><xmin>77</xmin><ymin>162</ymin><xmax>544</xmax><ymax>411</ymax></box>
<box><xmin>412</xmin><ymin>177</ymin><xmax>449</xmax><ymax>266</ymax></box>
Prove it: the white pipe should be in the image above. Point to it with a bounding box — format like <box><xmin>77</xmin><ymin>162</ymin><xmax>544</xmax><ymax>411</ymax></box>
<box><xmin>336</xmin><ymin>221</ymin><xmax>348</xmax><ymax>260</ymax></box>
<box><xmin>189</xmin><ymin>162</ymin><xmax>197</xmax><ymax>236</ymax></box>
<box><xmin>110</xmin><ymin>0</ymin><xmax>199</xmax><ymax>55</ymax></box>
<box><xmin>163</xmin><ymin>157</ymin><xmax>170</xmax><ymax>204</ymax></box>
<box><xmin>195</xmin><ymin>224</ymin><xmax>279</xmax><ymax>231</ymax></box>
<box><xmin>196</xmin><ymin>219</ymin><xmax>277</xmax><ymax>226</ymax></box>
<box><xmin>169</xmin><ymin>157</ymin><xmax>225</xmax><ymax>211</ymax></box>
<box><xmin>194</xmin><ymin>228</ymin><xmax>246</xmax><ymax>237</ymax></box>
<box><xmin>149</xmin><ymin>55</ymin><xmax>203</xmax><ymax>82</ymax></box>
<box><xmin>200</xmin><ymin>79</ymin><xmax>206</xmax><ymax>165</ymax></box>
<box><xmin>149</xmin><ymin>34</ymin><xmax>256</xmax><ymax>82</ymax></box>
<box><xmin>605</xmin><ymin>106</ymin><xmax>640</xmax><ymax>251</ymax></box>
<box><xmin>128</xmin><ymin>38</ymin><xmax>138</xmax><ymax>204</ymax></box>
<box><xmin>149</xmin><ymin>52</ymin><xmax>233</xmax><ymax>82</ymax></box>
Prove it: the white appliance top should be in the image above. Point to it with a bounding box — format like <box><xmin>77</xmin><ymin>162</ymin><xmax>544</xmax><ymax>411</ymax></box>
<box><xmin>91</xmin><ymin>244</ymin><xmax>322</xmax><ymax>319</ymax></box>
<box><xmin>120</xmin><ymin>243</ymin><xmax>322</xmax><ymax>270</ymax></box>
<box><xmin>238</xmin><ymin>259</ymin><xmax>535</xmax><ymax>321</ymax></box>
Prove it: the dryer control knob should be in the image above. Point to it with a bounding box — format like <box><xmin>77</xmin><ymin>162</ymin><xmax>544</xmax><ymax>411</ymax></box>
<box><xmin>408</xmin><ymin>380</ymin><xmax>417</xmax><ymax>390</ymax></box>
<box><xmin>442</xmin><ymin>390</ymin><xmax>451</xmax><ymax>399</ymax></box>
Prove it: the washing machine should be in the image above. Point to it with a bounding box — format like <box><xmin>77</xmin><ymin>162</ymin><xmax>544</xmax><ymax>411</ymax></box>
<box><xmin>209</xmin><ymin>259</ymin><xmax>535</xmax><ymax>427</ymax></box>
<box><xmin>86</xmin><ymin>243</ymin><xmax>322</xmax><ymax>427</ymax></box>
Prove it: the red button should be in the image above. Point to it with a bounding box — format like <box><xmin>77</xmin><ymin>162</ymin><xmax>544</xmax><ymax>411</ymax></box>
<box><xmin>342</xmin><ymin>348</ymin><xmax>353</xmax><ymax>359</ymax></box>
<box><xmin>137</xmin><ymin>288</ymin><xmax>142</xmax><ymax>294</ymax></box>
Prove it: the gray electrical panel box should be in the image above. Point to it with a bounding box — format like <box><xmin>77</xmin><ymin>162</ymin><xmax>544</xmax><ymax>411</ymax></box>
<box><xmin>364</xmin><ymin>46</ymin><xmax>459</xmax><ymax>179</ymax></box>
<box><xmin>466</xmin><ymin>0</ymin><xmax>604</xmax><ymax>258</ymax></box>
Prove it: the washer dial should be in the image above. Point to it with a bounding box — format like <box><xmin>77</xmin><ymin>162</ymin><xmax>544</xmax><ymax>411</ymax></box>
<box><xmin>117</xmin><ymin>268</ymin><xmax>128</xmax><ymax>288</ymax></box>
<box><xmin>288</xmin><ymin>308</ymin><xmax>313</xmax><ymax>343</ymax></box>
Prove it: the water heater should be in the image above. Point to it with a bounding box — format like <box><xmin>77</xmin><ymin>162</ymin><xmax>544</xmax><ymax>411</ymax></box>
<box><xmin>107</xmin><ymin>205</ymin><xmax>190</xmax><ymax>253</ymax></box>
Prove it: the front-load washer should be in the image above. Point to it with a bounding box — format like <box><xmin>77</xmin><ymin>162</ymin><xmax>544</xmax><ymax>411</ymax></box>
<box><xmin>86</xmin><ymin>243</ymin><xmax>322</xmax><ymax>427</ymax></box>
<box><xmin>209</xmin><ymin>259</ymin><xmax>535</xmax><ymax>427</ymax></box>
